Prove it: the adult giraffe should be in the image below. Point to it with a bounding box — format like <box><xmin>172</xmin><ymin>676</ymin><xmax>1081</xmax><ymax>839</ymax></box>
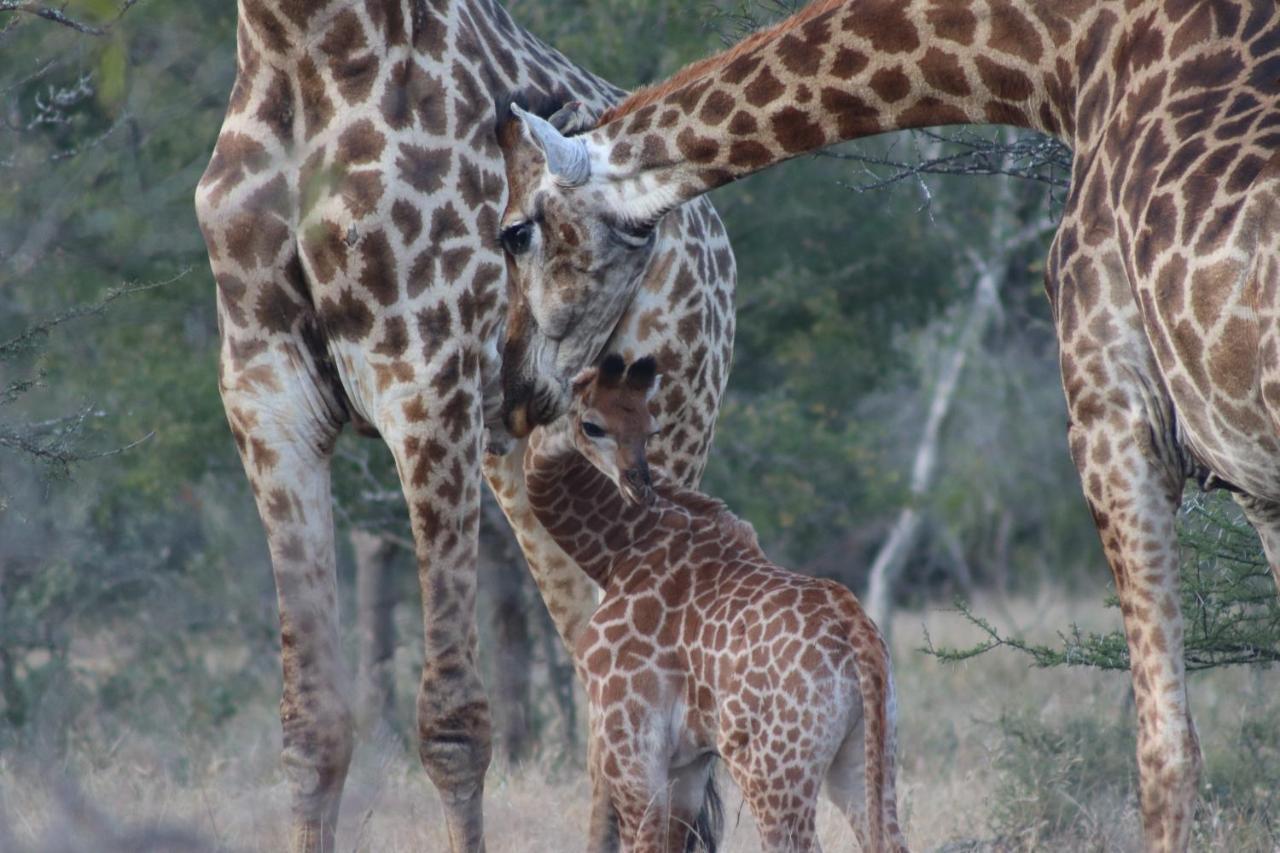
<box><xmin>494</xmin><ymin>1</ymin><xmax>1280</xmax><ymax>850</ymax></box>
<box><xmin>193</xmin><ymin>2</ymin><xmax>735</xmax><ymax>850</ymax></box>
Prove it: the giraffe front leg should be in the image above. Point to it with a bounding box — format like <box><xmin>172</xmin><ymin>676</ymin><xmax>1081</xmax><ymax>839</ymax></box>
<box><xmin>484</xmin><ymin>441</ymin><xmax>599</xmax><ymax>648</ymax></box>
<box><xmin>381</xmin><ymin>361</ymin><xmax>491</xmax><ymax>853</ymax></box>
<box><xmin>223</xmin><ymin>384</ymin><xmax>351</xmax><ymax>853</ymax></box>
<box><xmin>1068</xmin><ymin>418</ymin><xmax>1200</xmax><ymax>852</ymax></box>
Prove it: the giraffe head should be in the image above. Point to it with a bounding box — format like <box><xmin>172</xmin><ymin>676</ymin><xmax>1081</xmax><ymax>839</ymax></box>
<box><xmin>567</xmin><ymin>353</ymin><xmax>661</xmax><ymax>506</ymax></box>
<box><xmin>496</xmin><ymin>104</ymin><xmax>662</xmax><ymax>438</ymax></box>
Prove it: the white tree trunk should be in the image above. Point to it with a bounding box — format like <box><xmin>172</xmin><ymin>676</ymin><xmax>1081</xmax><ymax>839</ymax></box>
<box><xmin>352</xmin><ymin>528</ymin><xmax>398</xmax><ymax>734</ymax></box>
<box><xmin>863</xmin><ymin>155</ymin><xmax>1048</xmax><ymax>635</ymax></box>
<box><xmin>864</xmin><ymin>263</ymin><xmax>1000</xmax><ymax>632</ymax></box>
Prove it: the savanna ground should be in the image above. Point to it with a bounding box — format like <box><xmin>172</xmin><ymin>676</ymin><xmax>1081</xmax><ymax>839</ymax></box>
<box><xmin>4</xmin><ymin>596</ymin><xmax>1277</xmax><ymax>853</ymax></box>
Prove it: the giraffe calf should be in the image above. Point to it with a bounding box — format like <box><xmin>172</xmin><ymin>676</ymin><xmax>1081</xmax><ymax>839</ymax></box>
<box><xmin>524</xmin><ymin>355</ymin><xmax>908</xmax><ymax>853</ymax></box>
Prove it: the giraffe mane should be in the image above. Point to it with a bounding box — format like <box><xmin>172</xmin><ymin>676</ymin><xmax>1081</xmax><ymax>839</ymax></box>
<box><xmin>596</xmin><ymin>0</ymin><xmax>842</xmax><ymax>126</ymax></box>
<box><xmin>655</xmin><ymin>471</ymin><xmax>762</xmax><ymax>554</ymax></box>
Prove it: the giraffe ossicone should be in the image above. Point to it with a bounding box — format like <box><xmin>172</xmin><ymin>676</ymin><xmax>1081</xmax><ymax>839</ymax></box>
<box><xmin>526</xmin><ymin>354</ymin><xmax>908</xmax><ymax>852</ymax></box>
<box><xmin>497</xmin><ymin>2</ymin><xmax>1280</xmax><ymax>850</ymax></box>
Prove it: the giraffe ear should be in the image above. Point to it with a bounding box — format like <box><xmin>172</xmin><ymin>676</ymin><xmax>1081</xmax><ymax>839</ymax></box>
<box><xmin>512</xmin><ymin>103</ymin><xmax>591</xmax><ymax>187</ymax></box>
<box><xmin>570</xmin><ymin>366</ymin><xmax>598</xmax><ymax>395</ymax></box>
<box><xmin>548</xmin><ymin>101</ymin><xmax>599</xmax><ymax>136</ymax></box>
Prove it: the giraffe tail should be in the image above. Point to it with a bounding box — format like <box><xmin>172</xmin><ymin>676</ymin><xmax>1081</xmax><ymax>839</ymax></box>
<box><xmin>857</xmin><ymin>625</ymin><xmax>906</xmax><ymax>852</ymax></box>
<box><xmin>685</xmin><ymin>761</ymin><xmax>723</xmax><ymax>853</ymax></box>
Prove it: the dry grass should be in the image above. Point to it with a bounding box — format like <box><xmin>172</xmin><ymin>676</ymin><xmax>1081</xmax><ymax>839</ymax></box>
<box><xmin>2</xmin><ymin>594</ymin><xmax>1277</xmax><ymax>852</ymax></box>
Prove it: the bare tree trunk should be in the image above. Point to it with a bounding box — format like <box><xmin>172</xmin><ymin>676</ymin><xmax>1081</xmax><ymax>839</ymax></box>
<box><xmin>351</xmin><ymin>528</ymin><xmax>398</xmax><ymax>735</ymax></box>
<box><xmin>538</xmin><ymin>600</ymin><xmax>580</xmax><ymax>757</ymax></box>
<box><xmin>863</xmin><ymin>277</ymin><xmax>992</xmax><ymax>634</ymax></box>
<box><xmin>992</xmin><ymin>508</ymin><xmax>1015</xmax><ymax>594</ymax></box>
<box><xmin>864</xmin><ymin>158</ymin><xmax>1040</xmax><ymax>637</ymax></box>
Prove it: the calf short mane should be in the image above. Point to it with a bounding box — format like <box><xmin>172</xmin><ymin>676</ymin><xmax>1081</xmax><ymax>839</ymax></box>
<box><xmin>659</xmin><ymin>476</ymin><xmax>762</xmax><ymax>554</ymax></box>
<box><xmin>596</xmin><ymin>0</ymin><xmax>840</xmax><ymax>126</ymax></box>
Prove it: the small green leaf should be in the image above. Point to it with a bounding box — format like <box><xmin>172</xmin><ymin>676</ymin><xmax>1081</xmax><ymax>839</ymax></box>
<box><xmin>97</xmin><ymin>37</ymin><xmax>127</xmax><ymax>110</ymax></box>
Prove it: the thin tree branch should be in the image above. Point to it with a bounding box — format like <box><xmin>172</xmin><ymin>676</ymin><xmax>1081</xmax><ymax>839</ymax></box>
<box><xmin>0</xmin><ymin>269</ymin><xmax>188</xmax><ymax>359</ymax></box>
<box><xmin>0</xmin><ymin>0</ymin><xmax>140</xmax><ymax>36</ymax></box>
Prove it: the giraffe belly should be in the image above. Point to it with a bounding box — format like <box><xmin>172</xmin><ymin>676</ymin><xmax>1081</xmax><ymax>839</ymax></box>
<box><xmin>1142</xmin><ymin>169</ymin><xmax>1280</xmax><ymax>499</ymax></box>
<box><xmin>1167</xmin><ymin>307</ymin><xmax>1280</xmax><ymax>494</ymax></box>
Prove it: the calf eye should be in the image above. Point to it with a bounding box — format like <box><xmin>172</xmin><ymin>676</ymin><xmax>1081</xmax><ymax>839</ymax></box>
<box><xmin>581</xmin><ymin>421</ymin><xmax>606</xmax><ymax>438</ymax></box>
<box><xmin>500</xmin><ymin>221</ymin><xmax>534</xmax><ymax>256</ymax></box>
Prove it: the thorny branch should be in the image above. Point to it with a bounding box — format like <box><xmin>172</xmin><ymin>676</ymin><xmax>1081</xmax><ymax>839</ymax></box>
<box><xmin>924</xmin><ymin>493</ymin><xmax>1280</xmax><ymax>672</ymax></box>
<box><xmin>0</xmin><ymin>0</ymin><xmax>140</xmax><ymax>36</ymax></box>
<box><xmin>0</xmin><ymin>270</ymin><xmax>188</xmax><ymax>360</ymax></box>
<box><xmin>1</xmin><ymin>270</ymin><xmax>188</xmax><ymax>476</ymax></box>
<box><xmin>827</xmin><ymin>129</ymin><xmax>1073</xmax><ymax>195</ymax></box>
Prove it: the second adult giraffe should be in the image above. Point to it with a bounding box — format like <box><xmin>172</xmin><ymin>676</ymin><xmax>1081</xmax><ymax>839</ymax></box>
<box><xmin>494</xmin><ymin>1</ymin><xmax>1280</xmax><ymax>850</ymax></box>
<box><xmin>194</xmin><ymin>1</ymin><xmax>735</xmax><ymax>850</ymax></box>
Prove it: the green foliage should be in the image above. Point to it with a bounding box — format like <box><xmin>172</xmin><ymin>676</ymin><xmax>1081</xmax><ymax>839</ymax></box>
<box><xmin>509</xmin><ymin>0</ymin><xmax>727</xmax><ymax>89</ymax></box>
<box><xmin>0</xmin><ymin>2</ymin><xmax>254</xmax><ymax>746</ymax></box>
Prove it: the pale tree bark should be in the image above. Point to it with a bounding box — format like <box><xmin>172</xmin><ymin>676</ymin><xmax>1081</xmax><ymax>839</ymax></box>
<box><xmin>863</xmin><ymin>262</ymin><xmax>999</xmax><ymax>634</ymax></box>
<box><xmin>863</xmin><ymin>151</ymin><xmax>1053</xmax><ymax>637</ymax></box>
<box><xmin>351</xmin><ymin>528</ymin><xmax>398</xmax><ymax>735</ymax></box>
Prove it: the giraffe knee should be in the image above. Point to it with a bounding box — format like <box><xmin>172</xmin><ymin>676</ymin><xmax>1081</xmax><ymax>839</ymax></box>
<box><xmin>416</xmin><ymin>683</ymin><xmax>493</xmax><ymax>797</ymax></box>
<box><xmin>280</xmin><ymin>695</ymin><xmax>355</xmax><ymax>810</ymax></box>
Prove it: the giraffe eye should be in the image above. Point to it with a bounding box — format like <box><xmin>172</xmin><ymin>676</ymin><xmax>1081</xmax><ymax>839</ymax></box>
<box><xmin>581</xmin><ymin>421</ymin><xmax>606</xmax><ymax>439</ymax></box>
<box><xmin>500</xmin><ymin>221</ymin><xmax>534</xmax><ymax>256</ymax></box>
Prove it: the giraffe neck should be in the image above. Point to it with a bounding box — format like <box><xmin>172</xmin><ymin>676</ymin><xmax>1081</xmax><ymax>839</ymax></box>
<box><xmin>237</xmin><ymin>0</ymin><xmax>526</xmax><ymax>73</ymax></box>
<box><xmin>238</xmin><ymin>0</ymin><xmax>403</xmax><ymax>49</ymax></box>
<box><xmin>580</xmin><ymin>0</ymin><xmax>1111</xmax><ymax>224</ymax></box>
<box><xmin>524</xmin><ymin>424</ymin><xmax>659</xmax><ymax>589</ymax></box>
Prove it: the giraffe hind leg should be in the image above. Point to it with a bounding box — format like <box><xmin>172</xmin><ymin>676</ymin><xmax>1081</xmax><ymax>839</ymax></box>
<box><xmin>1233</xmin><ymin>492</ymin><xmax>1280</xmax><ymax>594</ymax></box>
<box><xmin>824</xmin><ymin>661</ymin><xmax>907</xmax><ymax>852</ymax></box>
<box><xmin>1068</xmin><ymin>417</ymin><xmax>1200</xmax><ymax>852</ymax></box>
<box><xmin>823</xmin><ymin>711</ymin><xmax>870</xmax><ymax>850</ymax></box>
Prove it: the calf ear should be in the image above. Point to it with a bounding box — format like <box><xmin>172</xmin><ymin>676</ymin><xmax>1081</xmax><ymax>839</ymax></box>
<box><xmin>571</xmin><ymin>366</ymin><xmax>598</xmax><ymax>395</ymax></box>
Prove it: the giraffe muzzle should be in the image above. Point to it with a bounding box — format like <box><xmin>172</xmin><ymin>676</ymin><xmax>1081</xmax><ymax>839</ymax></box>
<box><xmin>621</xmin><ymin>466</ymin><xmax>654</xmax><ymax>506</ymax></box>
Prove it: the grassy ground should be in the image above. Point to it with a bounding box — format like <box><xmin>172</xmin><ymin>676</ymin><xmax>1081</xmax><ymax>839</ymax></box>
<box><xmin>2</xmin><ymin>594</ymin><xmax>1277</xmax><ymax>851</ymax></box>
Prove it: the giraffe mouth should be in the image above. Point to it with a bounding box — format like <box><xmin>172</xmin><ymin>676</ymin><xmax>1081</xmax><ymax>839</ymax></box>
<box><xmin>620</xmin><ymin>468</ymin><xmax>655</xmax><ymax>506</ymax></box>
<box><xmin>501</xmin><ymin>384</ymin><xmax>568</xmax><ymax>438</ymax></box>
<box><xmin>619</xmin><ymin>482</ymin><xmax>652</xmax><ymax>506</ymax></box>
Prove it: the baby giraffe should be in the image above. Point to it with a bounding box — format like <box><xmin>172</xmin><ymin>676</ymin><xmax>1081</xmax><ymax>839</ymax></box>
<box><xmin>524</xmin><ymin>354</ymin><xmax>908</xmax><ymax>853</ymax></box>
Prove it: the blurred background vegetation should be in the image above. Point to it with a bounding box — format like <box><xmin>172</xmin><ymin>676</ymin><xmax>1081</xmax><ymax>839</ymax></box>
<box><xmin>1</xmin><ymin>1</ymin><xmax>1277</xmax><ymax>850</ymax></box>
